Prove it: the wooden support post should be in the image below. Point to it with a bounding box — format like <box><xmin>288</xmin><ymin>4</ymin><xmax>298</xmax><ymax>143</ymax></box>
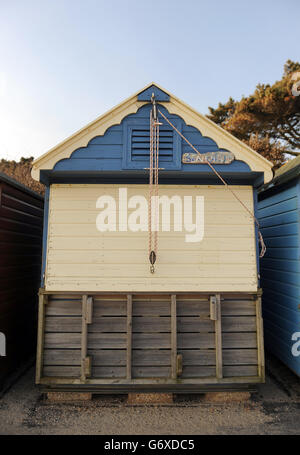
<box><xmin>171</xmin><ymin>294</ymin><xmax>177</xmax><ymax>379</ymax></box>
<box><xmin>256</xmin><ymin>296</ymin><xmax>265</xmax><ymax>382</ymax></box>
<box><xmin>126</xmin><ymin>295</ymin><xmax>132</xmax><ymax>380</ymax></box>
<box><xmin>36</xmin><ymin>293</ymin><xmax>47</xmax><ymax>384</ymax></box>
<box><xmin>214</xmin><ymin>294</ymin><xmax>223</xmax><ymax>379</ymax></box>
<box><xmin>81</xmin><ymin>295</ymin><xmax>92</xmax><ymax>382</ymax></box>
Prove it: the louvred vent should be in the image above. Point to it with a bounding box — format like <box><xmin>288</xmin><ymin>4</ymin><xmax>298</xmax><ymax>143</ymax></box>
<box><xmin>131</xmin><ymin>128</ymin><xmax>174</xmax><ymax>161</ymax></box>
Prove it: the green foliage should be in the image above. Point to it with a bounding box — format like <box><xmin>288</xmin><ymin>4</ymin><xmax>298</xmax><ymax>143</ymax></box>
<box><xmin>207</xmin><ymin>60</ymin><xmax>300</xmax><ymax>167</ymax></box>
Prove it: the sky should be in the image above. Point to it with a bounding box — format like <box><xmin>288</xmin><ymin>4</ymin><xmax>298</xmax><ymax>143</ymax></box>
<box><xmin>0</xmin><ymin>0</ymin><xmax>299</xmax><ymax>161</ymax></box>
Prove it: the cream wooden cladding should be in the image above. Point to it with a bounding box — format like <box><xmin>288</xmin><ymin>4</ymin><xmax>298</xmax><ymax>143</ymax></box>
<box><xmin>45</xmin><ymin>184</ymin><xmax>257</xmax><ymax>292</ymax></box>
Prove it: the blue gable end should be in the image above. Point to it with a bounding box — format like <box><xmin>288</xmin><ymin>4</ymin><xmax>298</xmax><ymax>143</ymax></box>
<box><xmin>53</xmin><ymin>104</ymin><xmax>252</xmax><ymax>179</ymax></box>
<box><xmin>137</xmin><ymin>85</ymin><xmax>170</xmax><ymax>102</ymax></box>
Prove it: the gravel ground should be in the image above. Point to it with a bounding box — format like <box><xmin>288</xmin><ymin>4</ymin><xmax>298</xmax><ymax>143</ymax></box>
<box><xmin>0</xmin><ymin>353</ymin><xmax>299</xmax><ymax>435</ymax></box>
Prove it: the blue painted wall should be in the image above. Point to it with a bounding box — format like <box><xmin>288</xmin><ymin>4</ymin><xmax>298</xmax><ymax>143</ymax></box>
<box><xmin>53</xmin><ymin>104</ymin><xmax>251</xmax><ymax>175</ymax></box>
<box><xmin>258</xmin><ymin>179</ymin><xmax>300</xmax><ymax>376</ymax></box>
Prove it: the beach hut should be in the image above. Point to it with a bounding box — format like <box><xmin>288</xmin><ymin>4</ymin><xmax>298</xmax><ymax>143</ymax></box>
<box><xmin>258</xmin><ymin>156</ymin><xmax>300</xmax><ymax>377</ymax></box>
<box><xmin>31</xmin><ymin>83</ymin><xmax>273</xmax><ymax>394</ymax></box>
<box><xmin>0</xmin><ymin>172</ymin><xmax>44</xmax><ymax>393</ymax></box>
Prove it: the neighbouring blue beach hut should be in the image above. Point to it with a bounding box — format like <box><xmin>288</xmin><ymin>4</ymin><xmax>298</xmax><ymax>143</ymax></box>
<box><xmin>258</xmin><ymin>156</ymin><xmax>300</xmax><ymax>377</ymax></box>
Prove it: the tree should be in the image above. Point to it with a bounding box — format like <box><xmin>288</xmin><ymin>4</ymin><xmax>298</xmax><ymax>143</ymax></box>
<box><xmin>0</xmin><ymin>157</ymin><xmax>44</xmax><ymax>195</ymax></box>
<box><xmin>207</xmin><ymin>60</ymin><xmax>300</xmax><ymax>167</ymax></box>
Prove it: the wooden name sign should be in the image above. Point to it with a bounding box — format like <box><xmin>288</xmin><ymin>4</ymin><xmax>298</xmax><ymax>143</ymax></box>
<box><xmin>182</xmin><ymin>151</ymin><xmax>235</xmax><ymax>164</ymax></box>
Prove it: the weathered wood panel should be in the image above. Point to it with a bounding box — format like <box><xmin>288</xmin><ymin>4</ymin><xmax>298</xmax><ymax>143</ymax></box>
<box><xmin>40</xmin><ymin>292</ymin><xmax>262</xmax><ymax>385</ymax></box>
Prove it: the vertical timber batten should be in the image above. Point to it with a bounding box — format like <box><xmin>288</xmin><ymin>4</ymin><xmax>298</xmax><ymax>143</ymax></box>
<box><xmin>211</xmin><ymin>294</ymin><xmax>223</xmax><ymax>379</ymax></box>
<box><xmin>36</xmin><ymin>293</ymin><xmax>47</xmax><ymax>384</ymax></box>
<box><xmin>81</xmin><ymin>295</ymin><xmax>92</xmax><ymax>382</ymax></box>
<box><xmin>256</xmin><ymin>295</ymin><xmax>265</xmax><ymax>381</ymax></box>
<box><xmin>171</xmin><ymin>294</ymin><xmax>177</xmax><ymax>379</ymax></box>
<box><xmin>127</xmin><ymin>295</ymin><xmax>132</xmax><ymax>380</ymax></box>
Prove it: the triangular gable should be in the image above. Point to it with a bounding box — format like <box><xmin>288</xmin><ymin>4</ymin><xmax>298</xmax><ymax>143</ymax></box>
<box><xmin>137</xmin><ymin>84</ymin><xmax>170</xmax><ymax>101</ymax></box>
<box><xmin>31</xmin><ymin>82</ymin><xmax>273</xmax><ymax>183</ymax></box>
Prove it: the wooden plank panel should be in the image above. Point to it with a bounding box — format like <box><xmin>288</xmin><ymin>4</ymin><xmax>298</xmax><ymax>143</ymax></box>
<box><xmin>177</xmin><ymin>300</ymin><xmax>210</xmax><ymax>316</ymax></box>
<box><xmin>93</xmin><ymin>300</ymin><xmax>127</xmax><ymax>316</ymax></box>
<box><xmin>88</xmin><ymin>333</ymin><xmax>127</xmax><ymax>349</ymax></box>
<box><xmin>177</xmin><ymin>317</ymin><xmax>214</xmax><ymax>332</ymax></box>
<box><xmin>222</xmin><ymin>332</ymin><xmax>257</xmax><ymax>349</ymax></box>
<box><xmin>223</xmin><ymin>365</ymin><xmax>258</xmax><ymax>377</ymax></box>
<box><xmin>132</xmin><ymin>333</ymin><xmax>171</xmax><ymax>349</ymax></box>
<box><xmin>44</xmin><ymin>300</ymin><xmax>82</xmax><ymax>316</ymax></box>
<box><xmin>44</xmin><ymin>333</ymin><xmax>81</xmax><ymax>349</ymax></box>
<box><xmin>181</xmin><ymin>366</ymin><xmax>216</xmax><ymax>378</ymax></box>
<box><xmin>43</xmin><ymin>366</ymin><xmax>81</xmax><ymax>377</ymax></box>
<box><xmin>223</xmin><ymin>349</ymin><xmax>258</xmax><ymax>365</ymax></box>
<box><xmin>221</xmin><ymin>301</ymin><xmax>256</xmax><ymax>316</ymax></box>
<box><xmin>92</xmin><ymin>366</ymin><xmax>126</xmax><ymax>378</ymax></box>
<box><xmin>132</xmin><ymin>349</ymin><xmax>171</xmax><ymax>366</ymax></box>
<box><xmin>178</xmin><ymin>349</ymin><xmax>216</xmax><ymax>366</ymax></box>
<box><xmin>45</xmin><ymin>316</ymin><xmax>81</xmax><ymax>332</ymax></box>
<box><xmin>132</xmin><ymin>316</ymin><xmax>171</xmax><ymax>332</ymax></box>
<box><xmin>44</xmin><ymin>349</ymin><xmax>81</xmax><ymax>365</ymax></box>
<box><xmin>222</xmin><ymin>316</ymin><xmax>257</xmax><ymax>332</ymax></box>
<box><xmin>88</xmin><ymin>317</ymin><xmax>127</xmax><ymax>333</ymax></box>
<box><xmin>178</xmin><ymin>333</ymin><xmax>215</xmax><ymax>349</ymax></box>
<box><xmin>133</xmin><ymin>300</ymin><xmax>170</xmax><ymax>316</ymax></box>
<box><xmin>132</xmin><ymin>366</ymin><xmax>171</xmax><ymax>378</ymax></box>
<box><xmin>89</xmin><ymin>349</ymin><xmax>126</xmax><ymax>366</ymax></box>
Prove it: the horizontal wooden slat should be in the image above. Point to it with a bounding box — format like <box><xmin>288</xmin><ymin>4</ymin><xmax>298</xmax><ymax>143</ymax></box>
<box><xmin>132</xmin><ymin>349</ymin><xmax>171</xmax><ymax>366</ymax></box>
<box><xmin>178</xmin><ymin>333</ymin><xmax>215</xmax><ymax>349</ymax></box>
<box><xmin>45</xmin><ymin>316</ymin><xmax>81</xmax><ymax>332</ymax></box>
<box><xmin>221</xmin><ymin>300</ymin><xmax>256</xmax><ymax>316</ymax></box>
<box><xmin>88</xmin><ymin>333</ymin><xmax>127</xmax><ymax>349</ymax></box>
<box><xmin>222</xmin><ymin>332</ymin><xmax>257</xmax><ymax>349</ymax></box>
<box><xmin>89</xmin><ymin>317</ymin><xmax>127</xmax><ymax>333</ymax></box>
<box><xmin>132</xmin><ymin>366</ymin><xmax>171</xmax><ymax>378</ymax></box>
<box><xmin>181</xmin><ymin>366</ymin><xmax>216</xmax><ymax>378</ymax></box>
<box><xmin>43</xmin><ymin>349</ymin><xmax>81</xmax><ymax>365</ymax></box>
<box><xmin>92</xmin><ymin>366</ymin><xmax>126</xmax><ymax>378</ymax></box>
<box><xmin>222</xmin><ymin>316</ymin><xmax>257</xmax><ymax>332</ymax></box>
<box><xmin>176</xmin><ymin>300</ymin><xmax>210</xmax><ymax>316</ymax></box>
<box><xmin>223</xmin><ymin>365</ymin><xmax>258</xmax><ymax>377</ymax></box>
<box><xmin>46</xmin><ymin>300</ymin><xmax>82</xmax><ymax>316</ymax></box>
<box><xmin>132</xmin><ymin>333</ymin><xmax>171</xmax><ymax>349</ymax></box>
<box><xmin>132</xmin><ymin>316</ymin><xmax>170</xmax><ymax>332</ymax></box>
<box><xmin>177</xmin><ymin>317</ymin><xmax>214</xmax><ymax>332</ymax></box>
<box><xmin>88</xmin><ymin>349</ymin><xmax>126</xmax><ymax>366</ymax></box>
<box><xmin>44</xmin><ymin>333</ymin><xmax>81</xmax><ymax>349</ymax></box>
<box><xmin>132</xmin><ymin>300</ymin><xmax>170</xmax><ymax>316</ymax></box>
<box><xmin>43</xmin><ymin>366</ymin><xmax>80</xmax><ymax>377</ymax></box>
<box><xmin>223</xmin><ymin>349</ymin><xmax>258</xmax><ymax>365</ymax></box>
<box><xmin>93</xmin><ymin>300</ymin><xmax>127</xmax><ymax>316</ymax></box>
<box><xmin>178</xmin><ymin>349</ymin><xmax>216</xmax><ymax>366</ymax></box>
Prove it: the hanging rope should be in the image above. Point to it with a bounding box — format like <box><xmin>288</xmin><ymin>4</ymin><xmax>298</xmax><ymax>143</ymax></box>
<box><xmin>157</xmin><ymin>108</ymin><xmax>266</xmax><ymax>258</ymax></box>
<box><xmin>148</xmin><ymin>95</ymin><xmax>161</xmax><ymax>273</ymax></box>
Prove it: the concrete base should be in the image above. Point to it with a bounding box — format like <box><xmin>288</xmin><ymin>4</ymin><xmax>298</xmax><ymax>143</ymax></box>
<box><xmin>127</xmin><ymin>393</ymin><xmax>173</xmax><ymax>405</ymax></box>
<box><xmin>203</xmin><ymin>391</ymin><xmax>251</xmax><ymax>403</ymax></box>
<box><xmin>47</xmin><ymin>392</ymin><xmax>92</xmax><ymax>403</ymax></box>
